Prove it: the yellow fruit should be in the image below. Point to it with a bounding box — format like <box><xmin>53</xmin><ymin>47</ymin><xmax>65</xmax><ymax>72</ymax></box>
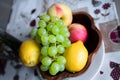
<box><xmin>64</xmin><ymin>40</ymin><xmax>88</xmax><ymax>72</ymax></box>
<box><xmin>19</xmin><ymin>39</ymin><xmax>41</xmax><ymax>67</ymax></box>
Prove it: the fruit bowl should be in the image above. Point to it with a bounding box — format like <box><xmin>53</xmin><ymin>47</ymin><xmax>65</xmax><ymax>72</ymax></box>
<box><xmin>38</xmin><ymin>11</ymin><xmax>102</xmax><ymax>80</ymax></box>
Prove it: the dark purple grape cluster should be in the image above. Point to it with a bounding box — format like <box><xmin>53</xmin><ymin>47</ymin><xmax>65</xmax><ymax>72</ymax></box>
<box><xmin>13</xmin><ymin>74</ymin><xmax>19</xmax><ymax>80</ymax></box>
<box><xmin>117</xmin><ymin>25</ymin><xmax>120</xmax><ymax>31</ymax></box>
<box><xmin>117</xmin><ymin>26</ymin><xmax>120</xmax><ymax>38</ymax></box>
<box><xmin>30</xmin><ymin>19</ymin><xmax>36</xmax><ymax>27</ymax></box>
<box><xmin>94</xmin><ymin>9</ymin><xmax>100</xmax><ymax>14</ymax></box>
<box><xmin>110</xmin><ymin>67</ymin><xmax>120</xmax><ymax>80</ymax></box>
<box><xmin>100</xmin><ymin>71</ymin><xmax>104</xmax><ymax>74</ymax></box>
<box><xmin>102</xmin><ymin>3</ymin><xmax>111</xmax><ymax>10</ymax></box>
<box><xmin>110</xmin><ymin>61</ymin><xmax>120</xmax><ymax>68</ymax></box>
<box><xmin>110</xmin><ymin>25</ymin><xmax>120</xmax><ymax>43</ymax></box>
<box><xmin>0</xmin><ymin>59</ymin><xmax>7</xmax><ymax>75</ymax></box>
<box><xmin>110</xmin><ymin>61</ymin><xmax>120</xmax><ymax>80</ymax></box>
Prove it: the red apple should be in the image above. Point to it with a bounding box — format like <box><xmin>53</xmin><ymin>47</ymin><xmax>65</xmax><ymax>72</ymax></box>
<box><xmin>69</xmin><ymin>23</ymin><xmax>88</xmax><ymax>43</ymax></box>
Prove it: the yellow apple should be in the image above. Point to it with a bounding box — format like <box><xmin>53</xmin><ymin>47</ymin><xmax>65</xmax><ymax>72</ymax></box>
<box><xmin>47</xmin><ymin>3</ymin><xmax>73</xmax><ymax>26</ymax></box>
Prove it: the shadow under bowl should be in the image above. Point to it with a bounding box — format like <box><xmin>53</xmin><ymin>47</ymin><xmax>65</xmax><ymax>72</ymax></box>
<box><xmin>38</xmin><ymin>11</ymin><xmax>102</xmax><ymax>80</ymax></box>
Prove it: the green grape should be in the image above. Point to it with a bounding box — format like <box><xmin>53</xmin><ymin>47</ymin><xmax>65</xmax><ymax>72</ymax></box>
<box><xmin>62</xmin><ymin>38</ymin><xmax>71</xmax><ymax>47</ymax></box>
<box><xmin>52</xmin><ymin>25</ymin><xmax>59</xmax><ymax>35</ymax></box>
<box><xmin>48</xmin><ymin>46</ymin><xmax>57</xmax><ymax>57</ymax></box>
<box><xmin>59</xmin><ymin>64</ymin><xmax>65</xmax><ymax>72</ymax></box>
<box><xmin>60</xmin><ymin>26</ymin><xmax>68</xmax><ymax>32</ymax></box>
<box><xmin>40</xmin><ymin>65</ymin><xmax>49</xmax><ymax>71</ymax></box>
<box><xmin>46</xmin><ymin>22</ymin><xmax>54</xmax><ymax>31</ymax></box>
<box><xmin>42</xmin><ymin>42</ymin><xmax>49</xmax><ymax>46</ymax></box>
<box><xmin>41</xmin><ymin>56</ymin><xmax>52</xmax><ymax>66</ymax></box>
<box><xmin>60</xmin><ymin>27</ymin><xmax>70</xmax><ymax>38</ymax></box>
<box><xmin>56</xmin><ymin>20</ymin><xmax>64</xmax><ymax>28</ymax></box>
<box><xmin>37</xmin><ymin>28</ymin><xmax>47</xmax><ymax>36</ymax></box>
<box><xmin>57</xmin><ymin>45</ymin><xmax>65</xmax><ymax>54</ymax></box>
<box><xmin>56</xmin><ymin>34</ymin><xmax>64</xmax><ymax>42</ymax></box>
<box><xmin>38</xmin><ymin>20</ymin><xmax>46</xmax><ymax>28</ymax></box>
<box><xmin>41</xmin><ymin>46</ymin><xmax>48</xmax><ymax>56</ymax></box>
<box><xmin>30</xmin><ymin>27</ymin><xmax>38</xmax><ymax>37</ymax></box>
<box><xmin>64</xmin><ymin>31</ymin><xmax>70</xmax><ymax>38</ymax></box>
<box><xmin>39</xmin><ymin>56</ymin><xmax>45</xmax><ymax>62</ymax></box>
<box><xmin>51</xmin><ymin>16</ymin><xmax>60</xmax><ymax>23</ymax></box>
<box><xmin>35</xmin><ymin>34</ymin><xmax>41</xmax><ymax>43</ymax></box>
<box><xmin>48</xmin><ymin>35</ymin><xmax>56</xmax><ymax>43</ymax></box>
<box><xmin>49</xmin><ymin>62</ymin><xmax>60</xmax><ymax>75</ymax></box>
<box><xmin>56</xmin><ymin>56</ymin><xmax>66</xmax><ymax>65</ymax></box>
<box><xmin>41</xmin><ymin>35</ymin><xmax>48</xmax><ymax>43</ymax></box>
<box><xmin>40</xmin><ymin>14</ymin><xmax>50</xmax><ymax>22</ymax></box>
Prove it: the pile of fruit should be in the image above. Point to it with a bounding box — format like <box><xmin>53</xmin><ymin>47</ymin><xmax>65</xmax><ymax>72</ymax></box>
<box><xmin>19</xmin><ymin>3</ymin><xmax>88</xmax><ymax>76</ymax></box>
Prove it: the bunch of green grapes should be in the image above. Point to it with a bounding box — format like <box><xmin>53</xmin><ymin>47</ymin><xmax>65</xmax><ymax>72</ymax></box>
<box><xmin>30</xmin><ymin>14</ymin><xmax>71</xmax><ymax>75</ymax></box>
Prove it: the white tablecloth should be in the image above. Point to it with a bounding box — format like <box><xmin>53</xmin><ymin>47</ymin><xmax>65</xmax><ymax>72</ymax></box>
<box><xmin>0</xmin><ymin>0</ymin><xmax>120</xmax><ymax>80</ymax></box>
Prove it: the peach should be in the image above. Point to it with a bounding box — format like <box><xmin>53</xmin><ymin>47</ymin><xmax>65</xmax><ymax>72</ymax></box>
<box><xmin>69</xmin><ymin>23</ymin><xmax>88</xmax><ymax>43</ymax></box>
<box><xmin>47</xmin><ymin>3</ymin><xmax>72</xmax><ymax>26</ymax></box>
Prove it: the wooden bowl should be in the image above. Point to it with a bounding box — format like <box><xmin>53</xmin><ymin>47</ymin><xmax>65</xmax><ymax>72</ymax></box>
<box><xmin>38</xmin><ymin>11</ymin><xmax>102</xmax><ymax>80</ymax></box>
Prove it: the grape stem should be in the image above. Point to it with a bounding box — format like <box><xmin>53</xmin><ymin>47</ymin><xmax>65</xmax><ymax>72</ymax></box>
<box><xmin>55</xmin><ymin>42</ymin><xmax>56</xmax><ymax>47</ymax></box>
